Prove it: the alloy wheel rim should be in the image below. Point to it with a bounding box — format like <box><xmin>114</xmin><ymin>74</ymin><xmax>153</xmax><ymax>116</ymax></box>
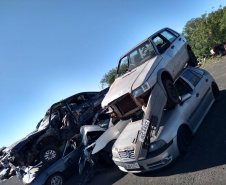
<box><xmin>44</xmin><ymin>150</ymin><xmax>57</xmax><ymax>161</ymax></box>
<box><xmin>51</xmin><ymin>176</ymin><xmax>63</xmax><ymax>185</ymax></box>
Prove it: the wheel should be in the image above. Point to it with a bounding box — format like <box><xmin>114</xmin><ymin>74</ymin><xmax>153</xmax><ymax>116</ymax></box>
<box><xmin>187</xmin><ymin>50</ymin><xmax>198</xmax><ymax>67</ymax></box>
<box><xmin>212</xmin><ymin>82</ymin><xmax>220</xmax><ymax>100</ymax></box>
<box><xmin>162</xmin><ymin>79</ymin><xmax>179</xmax><ymax>108</ymax></box>
<box><xmin>177</xmin><ymin>126</ymin><xmax>193</xmax><ymax>154</ymax></box>
<box><xmin>46</xmin><ymin>173</ymin><xmax>65</xmax><ymax>185</ymax></box>
<box><xmin>40</xmin><ymin>145</ymin><xmax>60</xmax><ymax>165</ymax></box>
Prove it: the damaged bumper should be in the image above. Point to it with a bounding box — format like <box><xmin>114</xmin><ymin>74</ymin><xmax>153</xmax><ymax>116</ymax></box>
<box><xmin>113</xmin><ymin>137</ymin><xmax>179</xmax><ymax>173</ymax></box>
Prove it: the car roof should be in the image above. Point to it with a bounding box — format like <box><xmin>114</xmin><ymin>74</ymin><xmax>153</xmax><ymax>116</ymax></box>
<box><xmin>119</xmin><ymin>27</ymin><xmax>174</xmax><ymax>60</ymax></box>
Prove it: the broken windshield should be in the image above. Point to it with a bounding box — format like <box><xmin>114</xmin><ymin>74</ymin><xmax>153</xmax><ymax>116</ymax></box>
<box><xmin>117</xmin><ymin>40</ymin><xmax>156</xmax><ymax>76</ymax></box>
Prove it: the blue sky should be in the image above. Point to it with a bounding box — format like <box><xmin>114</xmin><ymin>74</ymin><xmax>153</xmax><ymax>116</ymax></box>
<box><xmin>0</xmin><ymin>0</ymin><xmax>225</xmax><ymax>147</ymax></box>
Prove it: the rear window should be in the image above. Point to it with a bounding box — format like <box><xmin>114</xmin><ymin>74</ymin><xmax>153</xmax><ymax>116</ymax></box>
<box><xmin>182</xmin><ymin>69</ymin><xmax>203</xmax><ymax>87</ymax></box>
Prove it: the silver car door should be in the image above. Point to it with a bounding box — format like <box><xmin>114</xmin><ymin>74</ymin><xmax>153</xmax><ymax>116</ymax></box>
<box><xmin>152</xmin><ymin>30</ymin><xmax>183</xmax><ymax>79</ymax></box>
<box><xmin>168</xmin><ymin>29</ymin><xmax>189</xmax><ymax>67</ymax></box>
<box><xmin>181</xmin><ymin>69</ymin><xmax>210</xmax><ymax>131</ymax></box>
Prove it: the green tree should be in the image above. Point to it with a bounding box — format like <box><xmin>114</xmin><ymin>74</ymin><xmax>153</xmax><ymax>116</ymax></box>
<box><xmin>100</xmin><ymin>62</ymin><xmax>128</xmax><ymax>88</ymax></box>
<box><xmin>182</xmin><ymin>6</ymin><xmax>226</xmax><ymax>59</ymax></box>
<box><xmin>100</xmin><ymin>67</ymin><xmax>117</xmax><ymax>89</ymax></box>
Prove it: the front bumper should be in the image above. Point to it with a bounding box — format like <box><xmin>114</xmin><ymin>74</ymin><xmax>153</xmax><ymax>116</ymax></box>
<box><xmin>113</xmin><ymin>137</ymin><xmax>179</xmax><ymax>173</ymax></box>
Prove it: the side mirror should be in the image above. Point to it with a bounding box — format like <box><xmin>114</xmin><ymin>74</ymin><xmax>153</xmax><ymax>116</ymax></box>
<box><xmin>181</xmin><ymin>93</ymin><xmax>192</xmax><ymax>103</ymax></box>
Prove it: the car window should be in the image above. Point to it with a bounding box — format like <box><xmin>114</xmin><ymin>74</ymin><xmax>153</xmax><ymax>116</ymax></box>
<box><xmin>160</xmin><ymin>30</ymin><xmax>176</xmax><ymax>43</ymax></box>
<box><xmin>118</xmin><ymin>40</ymin><xmax>156</xmax><ymax>75</ymax></box>
<box><xmin>118</xmin><ymin>57</ymin><xmax>129</xmax><ymax>76</ymax></box>
<box><xmin>63</xmin><ymin>141</ymin><xmax>77</xmax><ymax>157</ymax></box>
<box><xmin>181</xmin><ymin>69</ymin><xmax>203</xmax><ymax>87</ymax></box>
<box><xmin>153</xmin><ymin>36</ymin><xmax>164</xmax><ymax>46</ymax></box>
<box><xmin>152</xmin><ymin>35</ymin><xmax>170</xmax><ymax>54</ymax></box>
<box><xmin>175</xmin><ymin>78</ymin><xmax>193</xmax><ymax>97</ymax></box>
<box><xmin>167</xmin><ymin>29</ymin><xmax>179</xmax><ymax>37</ymax></box>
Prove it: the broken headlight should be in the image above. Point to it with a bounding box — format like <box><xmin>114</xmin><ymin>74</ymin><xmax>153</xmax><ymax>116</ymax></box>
<box><xmin>133</xmin><ymin>82</ymin><xmax>151</xmax><ymax>98</ymax></box>
<box><xmin>112</xmin><ymin>147</ymin><xmax>120</xmax><ymax>158</ymax></box>
<box><xmin>148</xmin><ymin>140</ymin><xmax>166</xmax><ymax>153</ymax></box>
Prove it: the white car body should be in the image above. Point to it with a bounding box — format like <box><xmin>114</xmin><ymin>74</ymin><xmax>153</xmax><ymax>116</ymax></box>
<box><xmin>102</xmin><ymin>28</ymin><xmax>196</xmax><ymax>119</ymax></box>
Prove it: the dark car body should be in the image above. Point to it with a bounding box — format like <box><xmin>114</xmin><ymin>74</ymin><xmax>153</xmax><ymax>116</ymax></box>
<box><xmin>2</xmin><ymin>88</ymin><xmax>109</xmax><ymax>167</ymax></box>
<box><xmin>22</xmin><ymin>140</ymin><xmax>83</xmax><ymax>185</ymax></box>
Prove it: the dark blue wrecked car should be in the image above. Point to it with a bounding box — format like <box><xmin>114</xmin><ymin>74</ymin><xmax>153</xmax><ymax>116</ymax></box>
<box><xmin>1</xmin><ymin>88</ymin><xmax>109</xmax><ymax>168</ymax></box>
<box><xmin>22</xmin><ymin>139</ymin><xmax>83</xmax><ymax>185</ymax></box>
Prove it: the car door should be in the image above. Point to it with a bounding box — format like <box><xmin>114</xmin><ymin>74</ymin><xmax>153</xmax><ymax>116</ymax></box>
<box><xmin>167</xmin><ymin>28</ymin><xmax>189</xmax><ymax>67</ymax></box>
<box><xmin>180</xmin><ymin>69</ymin><xmax>211</xmax><ymax>131</ymax></box>
<box><xmin>152</xmin><ymin>30</ymin><xmax>183</xmax><ymax>79</ymax></box>
<box><xmin>63</xmin><ymin>141</ymin><xmax>83</xmax><ymax>176</ymax></box>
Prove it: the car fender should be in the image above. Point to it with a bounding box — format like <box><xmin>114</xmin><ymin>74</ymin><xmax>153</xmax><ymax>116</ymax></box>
<box><xmin>80</xmin><ymin>125</ymin><xmax>107</xmax><ymax>146</ymax></box>
<box><xmin>92</xmin><ymin>119</ymin><xmax>130</xmax><ymax>154</ymax></box>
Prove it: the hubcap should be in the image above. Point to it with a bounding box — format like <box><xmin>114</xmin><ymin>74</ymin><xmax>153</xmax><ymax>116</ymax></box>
<box><xmin>51</xmin><ymin>176</ymin><xmax>63</xmax><ymax>185</ymax></box>
<box><xmin>44</xmin><ymin>150</ymin><xmax>57</xmax><ymax>161</ymax></box>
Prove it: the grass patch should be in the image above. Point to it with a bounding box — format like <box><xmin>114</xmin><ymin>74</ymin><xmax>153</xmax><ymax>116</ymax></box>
<box><xmin>200</xmin><ymin>55</ymin><xmax>226</xmax><ymax>67</ymax></box>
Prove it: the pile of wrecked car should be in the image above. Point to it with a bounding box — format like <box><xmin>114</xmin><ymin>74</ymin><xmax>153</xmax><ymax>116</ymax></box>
<box><xmin>0</xmin><ymin>27</ymin><xmax>220</xmax><ymax>184</ymax></box>
<box><xmin>0</xmin><ymin>88</ymin><xmax>109</xmax><ymax>184</ymax></box>
<box><xmin>78</xmin><ymin>27</ymin><xmax>220</xmax><ymax>174</ymax></box>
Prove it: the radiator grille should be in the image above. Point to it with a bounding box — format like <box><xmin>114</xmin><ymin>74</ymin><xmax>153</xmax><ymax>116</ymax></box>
<box><xmin>116</xmin><ymin>95</ymin><xmax>137</xmax><ymax>115</ymax></box>
<box><xmin>118</xmin><ymin>150</ymin><xmax>135</xmax><ymax>159</ymax></box>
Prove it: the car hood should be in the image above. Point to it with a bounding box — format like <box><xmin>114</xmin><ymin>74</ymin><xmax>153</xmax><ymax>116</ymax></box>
<box><xmin>6</xmin><ymin>129</ymin><xmax>46</xmax><ymax>153</ymax></box>
<box><xmin>102</xmin><ymin>55</ymin><xmax>162</xmax><ymax>108</ymax></box>
<box><xmin>113</xmin><ymin>120</ymin><xmax>142</xmax><ymax>151</ymax></box>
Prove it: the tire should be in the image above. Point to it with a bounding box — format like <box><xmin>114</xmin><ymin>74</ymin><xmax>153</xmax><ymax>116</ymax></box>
<box><xmin>40</xmin><ymin>145</ymin><xmax>60</xmax><ymax>165</ymax></box>
<box><xmin>187</xmin><ymin>50</ymin><xmax>198</xmax><ymax>67</ymax></box>
<box><xmin>177</xmin><ymin>126</ymin><xmax>193</xmax><ymax>154</ymax></box>
<box><xmin>46</xmin><ymin>173</ymin><xmax>65</xmax><ymax>185</ymax></box>
<box><xmin>212</xmin><ymin>82</ymin><xmax>220</xmax><ymax>100</ymax></box>
<box><xmin>162</xmin><ymin>79</ymin><xmax>179</xmax><ymax>108</ymax></box>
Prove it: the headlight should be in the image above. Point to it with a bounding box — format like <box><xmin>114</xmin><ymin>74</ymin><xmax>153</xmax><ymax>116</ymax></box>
<box><xmin>133</xmin><ymin>82</ymin><xmax>151</xmax><ymax>97</ymax></box>
<box><xmin>149</xmin><ymin>140</ymin><xmax>166</xmax><ymax>153</ymax></box>
<box><xmin>112</xmin><ymin>147</ymin><xmax>120</xmax><ymax>158</ymax></box>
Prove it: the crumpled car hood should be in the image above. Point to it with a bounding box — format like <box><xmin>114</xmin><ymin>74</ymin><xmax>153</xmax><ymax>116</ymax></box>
<box><xmin>113</xmin><ymin>120</ymin><xmax>142</xmax><ymax>151</ymax></box>
<box><xmin>102</xmin><ymin>56</ymin><xmax>162</xmax><ymax>108</ymax></box>
<box><xmin>5</xmin><ymin>129</ymin><xmax>46</xmax><ymax>153</ymax></box>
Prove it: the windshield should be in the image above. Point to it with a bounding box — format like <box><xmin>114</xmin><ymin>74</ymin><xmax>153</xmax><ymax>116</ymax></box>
<box><xmin>117</xmin><ymin>40</ymin><xmax>156</xmax><ymax>76</ymax></box>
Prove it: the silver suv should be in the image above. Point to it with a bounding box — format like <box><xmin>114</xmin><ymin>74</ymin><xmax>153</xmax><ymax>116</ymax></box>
<box><xmin>102</xmin><ymin>28</ymin><xmax>198</xmax><ymax>118</ymax></box>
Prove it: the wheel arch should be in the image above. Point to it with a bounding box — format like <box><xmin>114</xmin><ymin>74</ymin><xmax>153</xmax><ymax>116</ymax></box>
<box><xmin>187</xmin><ymin>44</ymin><xmax>192</xmax><ymax>51</ymax></box>
<box><xmin>177</xmin><ymin>123</ymin><xmax>193</xmax><ymax>136</ymax></box>
<box><xmin>211</xmin><ymin>81</ymin><xmax>220</xmax><ymax>99</ymax></box>
<box><xmin>156</xmin><ymin>68</ymin><xmax>174</xmax><ymax>89</ymax></box>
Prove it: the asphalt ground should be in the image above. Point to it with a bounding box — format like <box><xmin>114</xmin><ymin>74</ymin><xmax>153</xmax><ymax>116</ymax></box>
<box><xmin>1</xmin><ymin>56</ymin><xmax>226</xmax><ymax>185</ymax></box>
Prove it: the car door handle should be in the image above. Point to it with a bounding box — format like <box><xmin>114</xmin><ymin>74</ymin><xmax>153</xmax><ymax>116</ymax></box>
<box><xmin>196</xmin><ymin>93</ymin><xmax>199</xmax><ymax>97</ymax></box>
<box><xmin>171</xmin><ymin>45</ymin><xmax>175</xmax><ymax>49</ymax></box>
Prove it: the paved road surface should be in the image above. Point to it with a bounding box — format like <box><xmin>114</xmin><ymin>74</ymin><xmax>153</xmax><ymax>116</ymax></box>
<box><xmin>1</xmin><ymin>56</ymin><xmax>226</xmax><ymax>185</ymax></box>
